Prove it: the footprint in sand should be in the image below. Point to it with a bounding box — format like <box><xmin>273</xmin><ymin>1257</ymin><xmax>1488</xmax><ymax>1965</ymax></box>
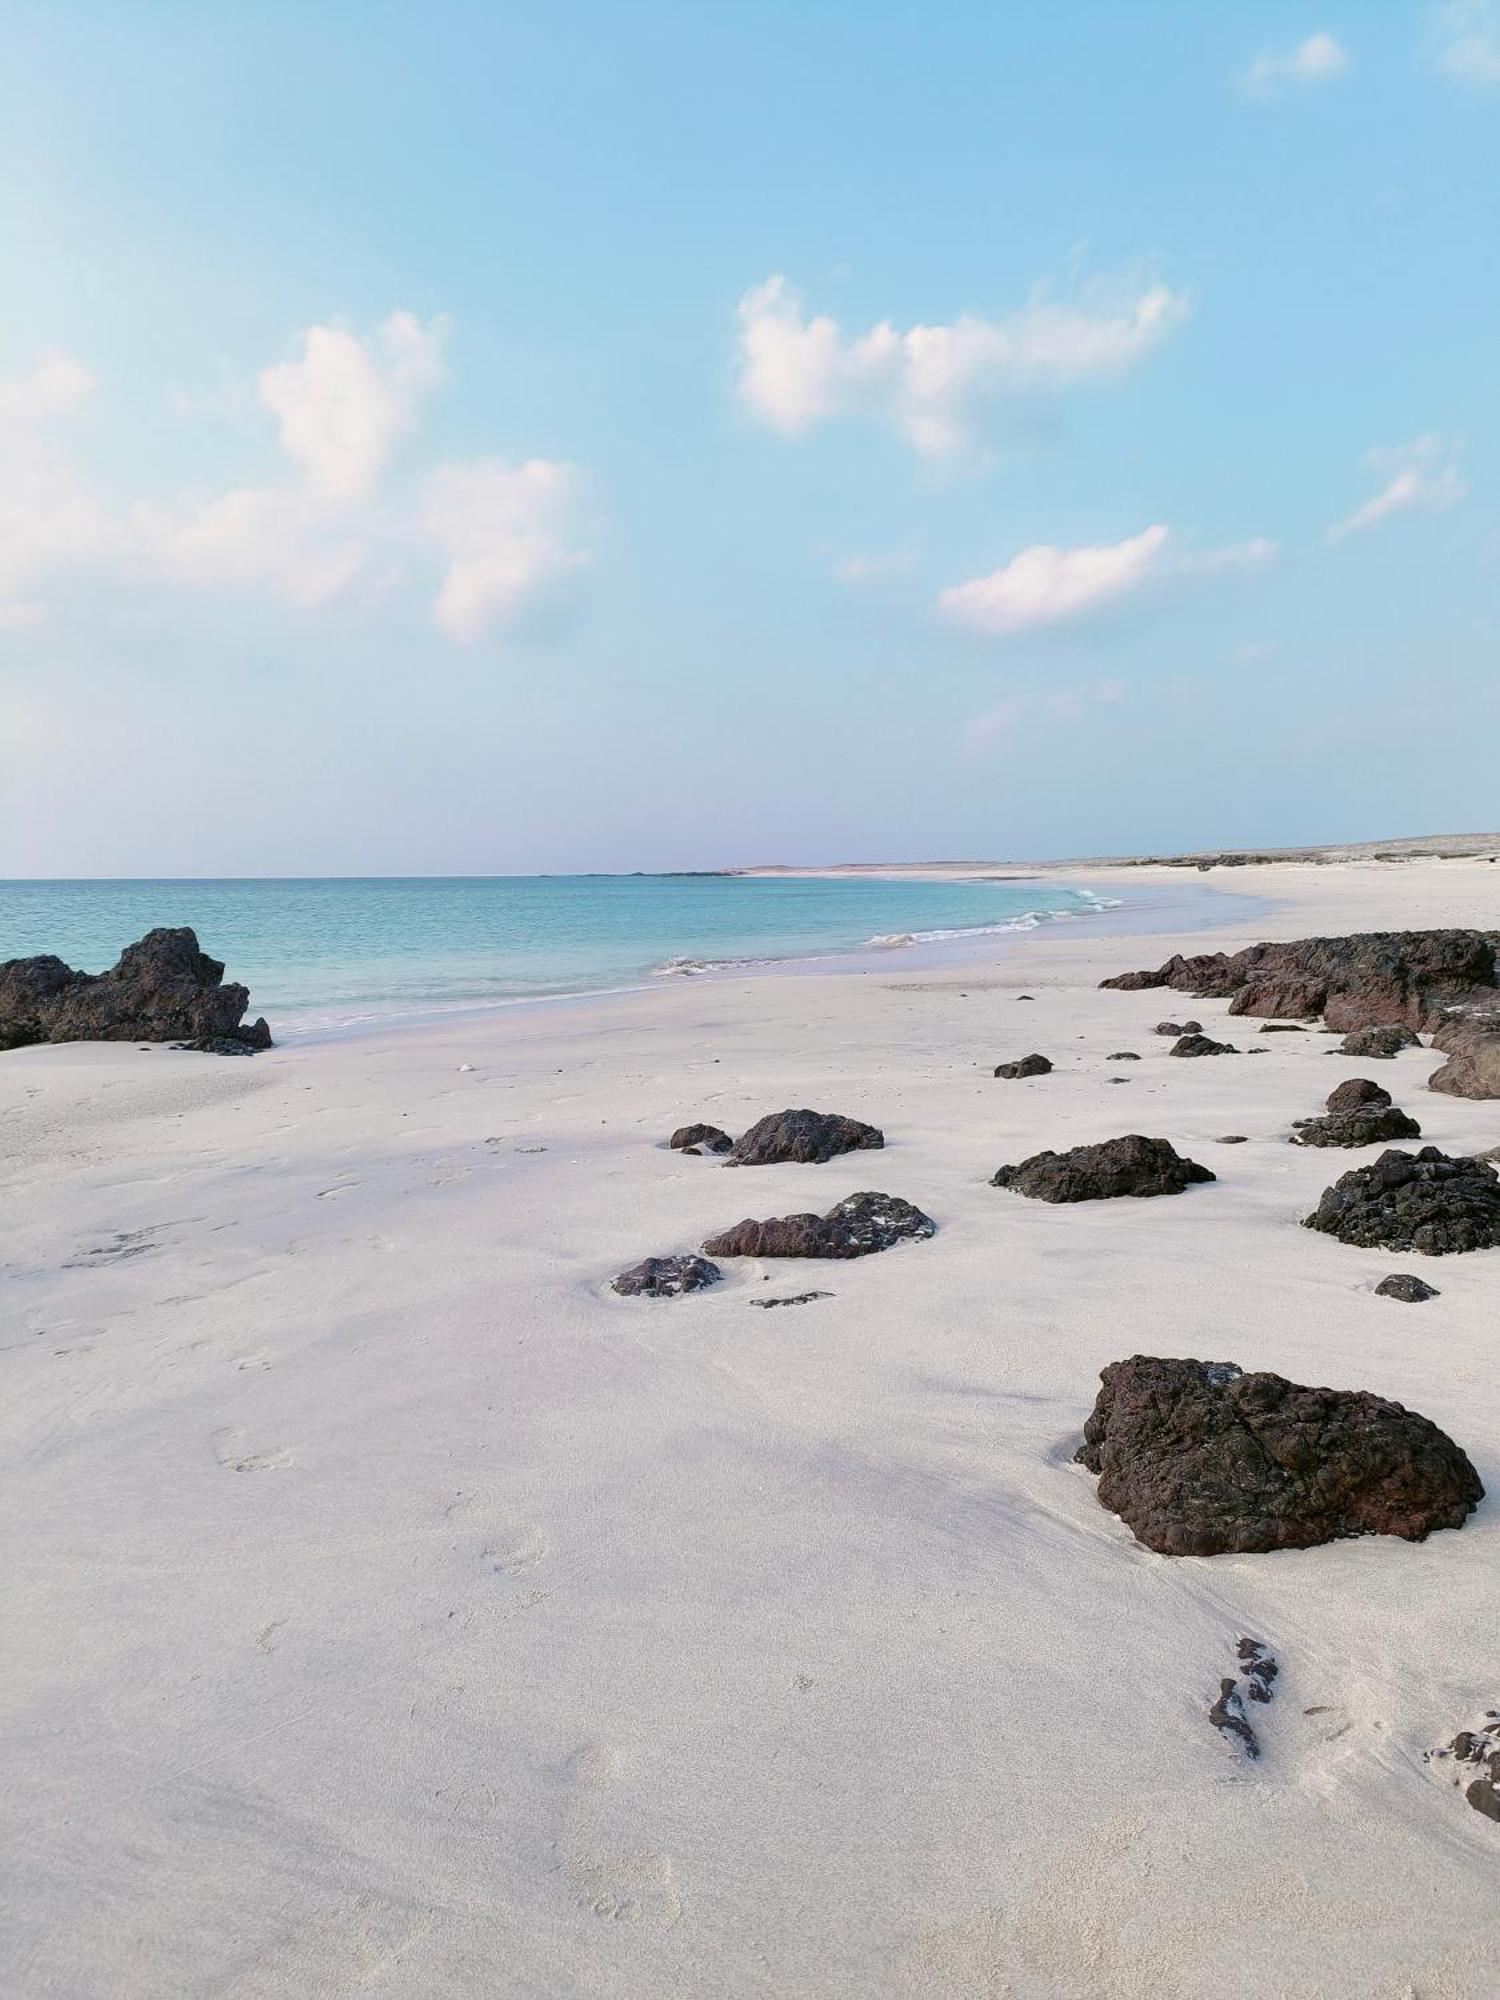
<box><xmin>561</xmin><ymin>1742</ymin><xmax>682</xmax><ymax>1927</ymax></box>
<box><xmin>214</xmin><ymin>1428</ymin><xmax>293</xmax><ymax>1473</ymax></box>
<box><xmin>482</xmin><ymin>1522</ymin><xmax>548</xmax><ymax>1574</ymax></box>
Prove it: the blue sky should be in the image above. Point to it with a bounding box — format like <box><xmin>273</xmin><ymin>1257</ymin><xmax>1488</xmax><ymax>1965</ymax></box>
<box><xmin>1</xmin><ymin>0</ymin><xmax>1496</xmax><ymax>873</ymax></box>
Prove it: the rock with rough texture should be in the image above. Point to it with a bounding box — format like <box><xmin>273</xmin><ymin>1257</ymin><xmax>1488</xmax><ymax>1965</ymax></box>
<box><xmin>1428</xmin><ymin>1018</ymin><xmax>1500</xmax><ymax>1100</ymax></box>
<box><xmin>726</xmin><ymin>1108</ymin><xmax>883</xmax><ymax>1167</ymax></box>
<box><xmin>612</xmin><ymin>1254</ymin><xmax>722</xmax><ymax>1298</ymax></box>
<box><xmin>1327</xmin><ymin>1077</ymin><xmax>1392</xmax><ymax>1113</ymax></box>
<box><xmin>1430</xmin><ymin>1715</ymin><xmax>1500</xmax><ymax>1824</ymax></box>
<box><xmin>1209</xmin><ymin>1638</ymin><xmax>1279</xmax><ymax>1759</ymax></box>
<box><xmin>0</xmin><ymin>928</ymin><xmax>271</xmax><ymax>1052</ymax></box>
<box><xmin>1304</xmin><ymin>1146</ymin><xmax>1500</xmax><ymax>1254</ymax></box>
<box><xmin>1290</xmin><ymin>1105</ymin><xmax>1422</xmax><ymax>1149</ymax></box>
<box><xmin>992</xmin><ymin>1134</ymin><xmax>1214</xmax><ymax>1203</ymax></box>
<box><xmin>1102</xmin><ymin>930</ymin><xmax>1500</xmax><ymax>1035</ymax></box>
<box><xmin>994</xmin><ymin>1053</ymin><xmax>1052</xmax><ymax>1079</ymax></box>
<box><xmin>1076</xmin><ymin>1354</ymin><xmax>1482</xmax><ymax>1556</ymax></box>
<box><xmin>1375</xmin><ymin>1273</ymin><xmax>1440</xmax><ymax>1302</ymax></box>
<box><xmin>669</xmin><ymin>1123</ymin><xmax>733</xmax><ymax>1155</ymax></box>
<box><xmin>1340</xmin><ymin>1024</ymin><xmax>1420</xmax><ymax>1059</ymax></box>
<box><xmin>1155</xmin><ymin>1020</ymin><xmax>1202</xmax><ymax>1036</ymax></box>
<box><xmin>703</xmin><ymin>1191</ymin><xmax>935</xmax><ymax>1259</ymax></box>
<box><xmin>1171</xmin><ymin>1033</ymin><xmax>1237</xmax><ymax>1058</ymax></box>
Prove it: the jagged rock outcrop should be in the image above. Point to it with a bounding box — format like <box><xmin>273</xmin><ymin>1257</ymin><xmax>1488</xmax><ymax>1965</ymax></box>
<box><xmin>0</xmin><ymin>929</ymin><xmax>271</xmax><ymax>1052</ymax></box>
<box><xmin>1076</xmin><ymin>1355</ymin><xmax>1482</xmax><ymax>1555</ymax></box>
<box><xmin>726</xmin><ymin>1109</ymin><xmax>884</xmax><ymax>1167</ymax></box>
<box><xmin>612</xmin><ymin>1254</ymin><xmax>722</xmax><ymax>1298</ymax></box>
<box><xmin>1102</xmin><ymin>931</ymin><xmax>1500</xmax><ymax>1035</ymax></box>
<box><xmin>992</xmin><ymin>1134</ymin><xmax>1214</xmax><ymax>1202</ymax></box>
<box><xmin>703</xmin><ymin>1191</ymin><xmax>934</xmax><ymax>1259</ymax></box>
<box><xmin>1304</xmin><ymin>1147</ymin><xmax>1500</xmax><ymax>1253</ymax></box>
<box><xmin>994</xmin><ymin>1053</ymin><xmax>1052</xmax><ymax>1079</ymax></box>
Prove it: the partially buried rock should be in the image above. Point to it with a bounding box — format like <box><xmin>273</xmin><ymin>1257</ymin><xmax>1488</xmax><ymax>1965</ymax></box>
<box><xmin>1171</xmin><ymin>1033</ymin><xmax>1237</xmax><ymax>1058</ymax></box>
<box><xmin>1304</xmin><ymin>1146</ymin><xmax>1500</xmax><ymax>1253</ymax></box>
<box><xmin>703</xmin><ymin>1191</ymin><xmax>934</xmax><ymax>1259</ymax></box>
<box><xmin>1430</xmin><ymin>1715</ymin><xmax>1500</xmax><ymax>1824</ymax></box>
<box><xmin>612</xmin><ymin>1254</ymin><xmax>722</xmax><ymax>1298</ymax></box>
<box><xmin>1155</xmin><ymin>1020</ymin><xmax>1202</xmax><ymax>1036</ymax></box>
<box><xmin>1209</xmin><ymin>1638</ymin><xmax>1279</xmax><ymax>1759</ymax></box>
<box><xmin>669</xmin><ymin>1122</ymin><xmax>732</xmax><ymax>1155</ymax></box>
<box><xmin>0</xmin><ymin>927</ymin><xmax>271</xmax><ymax>1052</ymax></box>
<box><xmin>994</xmin><ymin>1053</ymin><xmax>1051</xmax><ymax>1079</ymax></box>
<box><xmin>747</xmin><ymin>1290</ymin><xmax>832</xmax><ymax>1309</ymax></box>
<box><xmin>1218</xmin><ymin>1134</ymin><xmax>1249</xmax><ymax>1144</ymax></box>
<box><xmin>1290</xmin><ymin>1105</ymin><xmax>1422</xmax><ymax>1149</ymax></box>
<box><xmin>1075</xmin><ymin>1354</ymin><xmax>1482</xmax><ymax>1555</ymax></box>
<box><xmin>992</xmin><ymin>1134</ymin><xmax>1214</xmax><ymax>1202</ymax></box>
<box><xmin>1107</xmin><ymin>1051</ymin><xmax>1140</xmax><ymax>1061</ymax></box>
<box><xmin>1340</xmin><ymin>1024</ymin><xmax>1420</xmax><ymax>1060</ymax></box>
<box><xmin>1327</xmin><ymin>1077</ymin><xmax>1392</xmax><ymax>1113</ymax></box>
<box><xmin>727</xmin><ymin>1108</ymin><xmax>883</xmax><ymax>1167</ymax></box>
<box><xmin>1260</xmin><ymin>1024</ymin><xmax>1306</xmax><ymax>1033</ymax></box>
<box><xmin>1375</xmin><ymin>1273</ymin><xmax>1440</xmax><ymax>1303</ymax></box>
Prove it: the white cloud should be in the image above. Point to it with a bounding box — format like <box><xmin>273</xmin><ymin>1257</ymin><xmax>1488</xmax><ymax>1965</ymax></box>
<box><xmin>0</xmin><ymin>315</ymin><xmax>590</xmax><ymax>646</ymax></box>
<box><xmin>735</xmin><ymin>271</ymin><xmax>1188</xmax><ymax>458</ymax></box>
<box><xmin>831</xmin><ymin>548</ymin><xmax>916</xmax><ymax>586</ymax></box>
<box><xmin>424</xmin><ymin>459</ymin><xmax>589</xmax><ymax>644</ymax></box>
<box><xmin>966</xmin><ymin>680</ymin><xmax>1127</xmax><ymax>749</ymax></box>
<box><xmin>1327</xmin><ymin>435</ymin><xmax>1467</xmax><ymax>541</ymax></box>
<box><xmin>259</xmin><ymin>311</ymin><xmax>446</xmax><ymax>504</ymax></box>
<box><xmin>1433</xmin><ymin>0</ymin><xmax>1500</xmax><ymax>86</ymax></box>
<box><xmin>1242</xmin><ymin>31</ymin><xmax>1350</xmax><ymax>97</ymax></box>
<box><xmin>938</xmin><ymin>525</ymin><xmax>1275</xmax><ymax>641</ymax></box>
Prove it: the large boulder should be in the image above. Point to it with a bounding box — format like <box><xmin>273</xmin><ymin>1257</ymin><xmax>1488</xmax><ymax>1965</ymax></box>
<box><xmin>0</xmin><ymin>929</ymin><xmax>271</xmax><ymax>1051</ymax></box>
<box><xmin>1290</xmin><ymin>1105</ymin><xmax>1422</xmax><ymax>1149</ymax></box>
<box><xmin>1101</xmin><ymin>931</ymin><xmax>1500</xmax><ymax>1035</ymax></box>
<box><xmin>1340</xmin><ymin>1025</ymin><xmax>1420</xmax><ymax>1059</ymax></box>
<box><xmin>994</xmin><ymin>1053</ymin><xmax>1052</xmax><ymax>1079</ymax></box>
<box><xmin>991</xmin><ymin>1134</ymin><xmax>1214</xmax><ymax>1202</ymax></box>
<box><xmin>1428</xmin><ymin>1012</ymin><xmax>1500</xmax><ymax>1100</ymax></box>
<box><xmin>727</xmin><ymin>1108</ymin><xmax>884</xmax><ymax>1167</ymax></box>
<box><xmin>1304</xmin><ymin>1147</ymin><xmax>1500</xmax><ymax>1253</ymax></box>
<box><xmin>1076</xmin><ymin>1355</ymin><xmax>1483</xmax><ymax>1556</ymax></box>
<box><xmin>703</xmin><ymin>1191</ymin><xmax>934</xmax><ymax>1259</ymax></box>
<box><xmin>1327</xmin><ymin>1077</ymin><xmax>1392</xmax><ymax>1113</ymax></box>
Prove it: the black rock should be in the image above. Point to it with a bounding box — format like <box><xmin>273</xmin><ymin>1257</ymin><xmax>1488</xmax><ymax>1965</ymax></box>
<box><xmin>992</xmin><ymin>1134</ymin><xmax>1214</xmax><ymax>1202</ymax></box>
<box><xmin>1304</xmin><ymin>1147</ymin><xmax>1500</xmax><ymax>1253</ymax></box>
<box><xmin>703</xmin><ymin>1191</ymin><xmax>935</xmax><ymax>1260</ymax></box>
<box><xmin>747</xmin><ymin>1291</ymin><xmax>833</xmax><ymax>1309</ymax></box>
<box><xmin>1375</xmin><ymin>1273</ymin><xmax>1440</xmax><ymax>1302</ymax></box>
<box><xmin>670</xmin><ymin>1123</ymin><xmax>733</xmax><ymax>1155</ymax></box>
<box><xmin>1430</xmin><ymin>1714</ymin><xmax>1500</xmax><ymax>1824</ymax></box>
<box><xmin>1290</xmin><ymin>1105</ymin><xmax>1422</xmax><ymax>1149</ymax></box>
<box><xmin>1076</xmin><ymin>1354</ymin><xmax>1482</xmax><ymax>1556</ymax></box>
<box><xmin>1171</xmin><ymin>1033</ymin><xmax>1237</xmax><ymax>1058</ymax></box>
<box><xmin>1340</xmin><ymin>1024</ymin><xmax>1421</xmax><ymax>1060</ymax></box>
<box><xmin>1218</xmin><ymin>1135</ymin><xmax>1249</xmax><ymax>1144</ymax></box>
<box><xmin>0</xmin><ymin>928</ymin><xmax>271</xmax><ymax>1052</ymax></box>
<box><xmin>1107</xmin><ymin>1051</ymin><xmax>1141</xmax><ymax>1060</ymax></box>
<box><xmin>612</xmin><ymin>1254</ymin><xmax>723</xmax><ymax>1298</ymax></box>
<box><xmin>1155</xmin><ymin>1020</ymin><xmax>1203</xmax><ymax>1036</ymax></box>
<box><xmin>727</xmin><ymin>1108</ymin><xmax>884</xmax><ymax>1167</ymax></box>
<box><xmin>994</xmin><ymin>1053</ymin><xmax>1052</xmax><ymax>1079</ymax></box>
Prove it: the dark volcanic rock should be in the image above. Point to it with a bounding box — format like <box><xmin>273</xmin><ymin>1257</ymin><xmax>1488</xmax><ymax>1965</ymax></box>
<box><xmin>669</xmin><ymin>1123</ymin><xmax>733</xmax><ymax>1155</ymax></box>
<box><xmin>1075</xmin><ymin>1354</ymin><xmax>1482</xmax><ymax>1556</ymax></box>
<box><xmin>1304</xmin><ymin>1147</ymin><xmax>1500</xmax><ymax>1254</ymax></box>
<box><xmin>612</xmin><ymin>1254</ymin><xmax>722</xmax><ymax>1298</ymax></box>
<box><xmin>0</xmin><ymin>928</ymin><xmax>271</xmax><ymax>1052</ymax></box>
<box><xmin>1375</xmin><ymin>1273</ymin><xmax>1440</xmax><ymax>1302</ymax></box>
<box><xmin>1429</xmin><ymin>1714</ymin><xmax>1500</xmax><ymax>1824</ymax></box>
<box><xmin>994</xmin><ymin>1053</ymin><xmax>1052</xmax><ymax>1079</ymax></box>
<box><xmin>703</xmin><ymin>1191</ymin><xmax>935</xmax><ymax>1260</ymax></box>
<box><xmin>1155</xmin><ymin>1020</ymin><xmax>1202</xmax><ymax>1036</ymax></box>
<box><xmin>747</xmin><ymin>1290</ymin><xmax>832</xmax><ymax>1309</ymax></box>
<box><xmin>1327</xmin><ymin>1077</ymin><xmax>1392</xmax><ymax>1113</ymax></box>
<box><xmin>173</xmin><ymin>1035</ymin><xmax>260</xmax><ymax>1056</ymax></box>
<box><xmin>992</xmin><ymin>1134</ymin><xmax>1214</xmax><ymax>1202</ymax></box>
<box><xmin>1102</xmin><ymin>930</ymin><xmax>1500</xmax><ymax>1035</ymax></box>
<box><xmin>1107</xmin><ymin>1051</ymin><xmax>1140</xmax><ymax>1060</ymax></box>
<box><xmin>1340</xmin><ymin>1024</ymin><xmax>1420</xmax><ymax>1059</ymax></box>
<box><xmin>1217</xmin><ymin>1134</ymin><xmax>1249</xmax><ymax>1144</ymax></box>
<box><xmin>727</xmin><ymin>1108</ymin><xmax>884</xmax><ymax>1167</ymax></box>
<box><xmin>1209</xmin><ymin>1638</ymin><xmax>1279</xmax><ymax>1758</ymax></box>
<box><xmin>1171</xmin><ymin>1033</ymin><xmax>1237</xmax><ymax>1058</ymax></box>
<box><xmin>1290</xmin><ymin>1105</ymin><xmax>1422</xmax><ymax>1149</ymax></box>
<box><xmin>1260</xmin><ymin>1024</ymin><xmax>1306</xmax><ymax>1033</ymax></box>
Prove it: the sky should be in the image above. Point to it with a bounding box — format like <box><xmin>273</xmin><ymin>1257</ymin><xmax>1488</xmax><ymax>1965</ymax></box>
<box><xmin>0</xmin><ymin>0</ymin><xmax>1497</xmax><ymax>875</ymax></box>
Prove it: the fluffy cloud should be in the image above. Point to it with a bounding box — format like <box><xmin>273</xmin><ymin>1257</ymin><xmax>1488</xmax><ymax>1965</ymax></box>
<box><xmin>1433</xmin><ymin>0</ymin><xmax>1500</xmax><ymax>86</ymax></box>
<box><xmin>1242</xmin><ymin>32</ymin><xmax>1350</xmax><ymax>97</ymax></box>
<box><xmin>1327</xmin><ymin>435</ymin><xmax>1467</xmax><ymax>541</ymax></box>
<box><xmin>736</xmin><ymin>271</ymin><xmax>1188</xmax><ymax>458</ymax></box>
<box><xmin>938</xmin><ymin>525</ymin><xmax>1275</xmax><ymax>640</ymax></box>
<box><xmin>0</xmin><ymin>315</ymin><xmax>589</xmax><ymax>644</ymax></box>
<box><xmin>424</xmin><ymin>459</ymin><xmax>589</xmax><ymax>644</ymax></box>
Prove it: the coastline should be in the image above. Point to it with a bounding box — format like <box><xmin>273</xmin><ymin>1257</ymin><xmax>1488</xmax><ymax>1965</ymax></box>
<box><xmin>6</xmin><ymin>853</ymin><xmax>1500</xmax><ymax>1997</ymax></box>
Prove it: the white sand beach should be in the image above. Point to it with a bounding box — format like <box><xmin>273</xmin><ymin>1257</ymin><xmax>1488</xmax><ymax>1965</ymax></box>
<box><xmin>6</xmin><ymin>856</ymin><xmax>1500</xmax><ymax>1999</ymax></box>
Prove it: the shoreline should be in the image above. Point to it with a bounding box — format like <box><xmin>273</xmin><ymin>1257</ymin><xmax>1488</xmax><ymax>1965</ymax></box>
<box><xmin>6</xmin><ymin>853</ymin><xmax>1500</xmax><ymax>1997</ymax></box>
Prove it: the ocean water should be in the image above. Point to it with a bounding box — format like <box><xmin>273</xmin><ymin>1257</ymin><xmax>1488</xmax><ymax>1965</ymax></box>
<box><xmin>0</xmin><ymin>874</ymin><xmax>1144</xmax><ymax>1038</ymax></box>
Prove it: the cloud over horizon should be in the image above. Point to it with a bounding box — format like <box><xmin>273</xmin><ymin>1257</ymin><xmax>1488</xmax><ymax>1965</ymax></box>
<box><xmin>735</xmin><ymin>271</ymin><xmax>1189</xmax><ymax>459</ymax></box>
<box><xmin>1327</xmin><ymin>435</ymin><xmax>1467</xmax><ymax>541</ymax></box>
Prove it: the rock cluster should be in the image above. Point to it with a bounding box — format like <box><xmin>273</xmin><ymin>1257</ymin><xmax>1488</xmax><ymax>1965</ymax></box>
<box><xmin>727</xmin><ymin>1108</ymin><xmax>884</xmax><ymax>1167</ymax></box>
<box><xmin>703</xmin><ymin>1191</ymin><xmax>935</xmax><ymax>1259</ymax></box>
<box><xmin>1076</xmin><ymin>1355</ymin><xmax>1483</xmax><ymax>1555</ymax></box>
<box><xmin>0</xmin><ymin>928</ymin><xmax>271</xmax><ymax>1052</ymax></box>
<box><xmin>1290</xmin><ymin>1104</ymin><xmax>1422</xmax><ymax>1149</ymax></box>
<box><xmin>1170</xmin><ymin>1033</ymin><xmax>1236</xmax><ymax>1058</ymax></box>
<box><xmin>1431</xmin><ymin>1715</ymin><xmax>1500</xmax><ymax>1823</ymax></box>
<box><xmin>994</xmin><ymin>1053</ymin><xmax>1051</xmax><ymax>1079</ymax></box>
<box><xmin>1155</xmin><ymin>1020</ymin><xmax>1202</xmax><ymax>1036</ymax></box>
<box><xmin>1303</xmin><ymin>1147</ymin><xmax>1500</xmax><ymax>1253</ymax></box>
<box><xmin>612</xmin><ymin>1254</ymin><xmax>723</xmax><ymax>1298</ymax></box>
<box><xmin>992</xmin><ymin>1134</ymin><xmax>1214</xmax><ymax>1202</ymax></box>
<box><xmin>1102</xmin><ymin>930</ymin><xmax>1500</xmax><ymax>1034</ymax></box>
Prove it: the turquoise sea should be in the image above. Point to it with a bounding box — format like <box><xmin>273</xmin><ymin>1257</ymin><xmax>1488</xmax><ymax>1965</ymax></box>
<box><xmin>0</xmin><ymin>874</ymin><xmax>1158</xmax><ymax>1039</ymax></box>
